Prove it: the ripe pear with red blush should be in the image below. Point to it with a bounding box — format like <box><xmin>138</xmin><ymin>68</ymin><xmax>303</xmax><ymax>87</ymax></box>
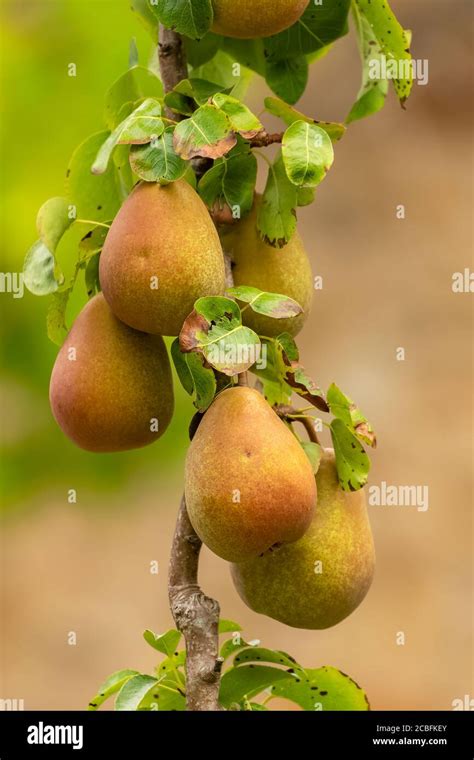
<box><xmin>185</xmin><ymin>387</ymin><xmax>317</xmax><ymax>562</ymax></box>
<box><xmin>49</xmin><ymin>293</ymin><xmax>174</xmax><ymax>452</ymax></box>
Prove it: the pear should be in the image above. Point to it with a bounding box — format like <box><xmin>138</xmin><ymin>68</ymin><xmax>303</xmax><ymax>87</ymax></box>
<box><xmin>185</xmin><ymin>387</ymin><xmax>317</xmax><ymax>562</ymax></box>
<box><xmin>231</xmin><ymin>449</ymin><xmax>375</xmax><ymax>629</ymax></box>
<box><xmin>99</xmin><ymin>180</ymin><xmax>226</xmax><ymax>336</ymax></box>
<box><xmin>211</xmin><ymin>0</ymin><xmax>309</xmax><ymax>39</ymax></box>
<box><xmin>49</xmin><ymin>293</ymin><xmax>174</xmax><ymax>452</ymax></box>
<box><xmin>222</xmin><ymin>196</ymin><xmax>313</xmax><ymax>337</ymax></box>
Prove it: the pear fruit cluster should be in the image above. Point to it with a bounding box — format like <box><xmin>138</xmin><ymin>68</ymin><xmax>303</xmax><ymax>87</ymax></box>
<box><xmin>211</xmin><ymin>0</ymin><xmax>309</xmax><ymax>39</ymax></box>
<box><xmin>49</xmin><ymin>181</ymin><xmax>225</xmax><ymax>452</ymax></box>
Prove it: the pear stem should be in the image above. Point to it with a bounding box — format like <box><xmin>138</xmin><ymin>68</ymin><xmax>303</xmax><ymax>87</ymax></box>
<box><xmin>159</xmin><ymin>25</ymin><xmax>223</xmax><ymax>712</ymax></box>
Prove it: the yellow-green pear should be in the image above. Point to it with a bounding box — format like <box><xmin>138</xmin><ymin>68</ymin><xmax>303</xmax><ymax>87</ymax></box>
<box><xmin>211</xmin><ymin>0</ymin><xmax>309</xmax><ymax>39</ymax></box>
<box><xmin>222</xmin><ymin>196</ymin><xmax>313</xmax><ymax>337</ymax></box>
<box><xmin>49</xmin><ymin>293</ymin><xmax>174</xmax><ymax>452</ymax></box>
<box><xmin>99</xmin><ymin>180</ymin><xmax>226</xmax><ymax>336</ymax></box>
<box><xmin>231</xmin><ymin>449</ymin><xmax>375</xmax><ymax>629</ymax></box>
<box><xmin>185</xmin><ymin>387</ymin><xmax>317</xmax><ymax>562</ymax></box>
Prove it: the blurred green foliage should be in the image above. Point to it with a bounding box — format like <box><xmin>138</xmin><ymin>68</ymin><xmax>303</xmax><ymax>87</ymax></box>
<box><xmin>0</xmin><ymin>0</ymin><xmax>193</xmax><ymax>515</ymax></box>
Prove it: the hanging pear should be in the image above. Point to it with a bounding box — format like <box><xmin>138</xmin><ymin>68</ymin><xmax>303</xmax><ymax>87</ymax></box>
<box><xmin>221</xmin><ymin>195</ymin><xmax>313</xmax><ymax>337</ymax></box>
<box><xmin>185</xmin><ymin>387</ymin><xmax>317</xmax><ymax>562</ymax></box>
<box><xmin>211</xmin><ymin>0</ymin><xmax>309</xmax><ymax>39</ymax></box>
<box><xmin>99</xmin><ymin>180</ymin><xmax>226</xmax><ymax>336</ymax></box>
<box><xmin>231</xmin><ymin>449</ymin><xmax>375</xmax><ymax>629</ymax></box>
<box><xmin>49</xmin><ymin>293</ymin><xmax>174</xmax><ymax>452</ymax></box>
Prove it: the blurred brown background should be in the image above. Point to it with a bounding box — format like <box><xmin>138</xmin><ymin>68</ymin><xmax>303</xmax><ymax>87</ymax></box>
<box><xmin>1</xmin><ymin>0</ymin><xmax>472</xmax><ymax>710</ymax></box>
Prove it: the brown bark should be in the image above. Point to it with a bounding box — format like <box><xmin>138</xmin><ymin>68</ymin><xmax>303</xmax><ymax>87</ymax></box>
<box><xmin>168</xmin><ymin>496</ymin><xmax>223</xmax><ymax>711</ymax></box>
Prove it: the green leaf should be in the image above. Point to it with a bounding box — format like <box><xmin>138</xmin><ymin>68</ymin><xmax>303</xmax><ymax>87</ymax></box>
<box><xmin>171</xmin><ymin>339</ymin><xmax>217</xmax><ymax>410</ymax></box>
<box><xmin>46</xmin><ymin>288</ymin><xmax>71</xmax><ymax>346</ymax></box>
<box><xmin>233</xmin><ymin>648</ymin><xmax>300</xmax><ymax>669</ymax></box>
<box><xmin>131</xmin><ymin>0</ymin><xmax>159</xmax><ymax>38</ymax></box>
<box><xmin>249</xmin><ymin>339</ymin><xmax>293</xmax><ymax>407</ymax></box>
<box><xmin>173</xmin><ymin>77</ymin><xmax>229</xmax><ymax>105</ymax></box>
<box><xmin>104</xmin><ymin>66</ymin><xmax>164</xmax><ymax>130</ymax></box>
<box><xmin>143</xmin><ymin>629</ymin><xmax>182</xmax><ymax>657</ymax></box>
<box><xmin>84</xmin><ymin>253</ymin><xmax>101</xmax><ymax>298</ymax></box>
<box><xmin>263</xmin><ymin>0</ymin><xmax>351</xmax><ymax>61</ymax></box>
<box><xmin>346</xmin><ymin>2</ymin><xmax>388</xmax><ymax>124</ymax></box>
<box><xmin>355</xmin><ymin>0</ymin><xmax>412</xmax><ymax>105</ymax></box>
<box><xmin>23</xmin><ymin>241</ymin><xmax>61</xmax><ymax>296</ymax></box>
<box><xmin>185</xmin><ymin>32</ymin><xmax>222</xmax><ymax>67</ymax></box>
<box><xmin>92</xmin><ymin>98</ymin><xmax>163</xmax><ymax>174</ymax></box>
<box><xmin>130</xmin><ymin>128</ymin><xmax>187</xmax><ymax>183</ymax></box>
<box><xmin>138</xmin><ymin>679</ymin><xmax>186</xmax><ymax>711</ymax></box>
<box><xmin>67</xmin><ymin>132</ymin><xmax>122</xmax><ymax>222</ymax></box>
<box><xmin>151</xmin><ymin>0</ymin><xmax>213</xmax><ymax>40</ymax></box>
<box><xmin>218</xmin><ymin>619</ymin><xmax>243</xmax><ymax>634</ymax></box>
<box><xmin>173</xmin><ymin>104</ymin><xmax>236</xmax><ymax>160</ymax></box>
<box><xmin>286</xmin><ymin>365</ymin><xmax>328</xmax><ymax>411</ymax></box>
<box><xmin>88</xmin><ymin>669</ymin><xmax>140</xmax><ymax>711</ymax></box>
<box><xmin>155</xmin><ymin>650</ymin><xmax>186</xmax><ymax>678</ymax></box>
<box><xmin>192</xmin><ymin>49</ymin><xmax>253</xmax><ymax>100</ymax></box>
<box><xmin>219</xmin><ymin>665</ymin><xmax>293</xmax><ymax>708</ymax></box>
<box><xmin>220</xmin><ymin>634</ymin><xmax>250</xmax><ymax>662</ymax></box>
<box><xmin>265</xmin><ymin>56</ymin><xmax>308</xmax><ymax>105</ymax></box>
<box><xmin>282</xmin><ymin>121</ymin><xmax>334</xmax><ymax>188</ymax></box>
<box><xmin>221</xmin><ymin>38</ymin><xmax>266</xmax><ymax>78</ymax></box>
<box><xmin>36</xmin><ymin>197</ymin><xmax>74</xmax><ymax>252</ymax></box>
<box><xmin>264</xmin><ymin>97</ymin><xmax>346</xmax><ymax>141</ymax></box>
<box><xmin>257</xmin><ymin>152</ymin><xmax>297</xmax><ymax>248</ymax></box>
<box><xmin>163</xmin><ymin>91</ymin><xmax>195</xmax><ymax>117</ymax></box>
<box><xmin>271</xmin><ymin>666</ymin><xmax>369</xmax><ymax>710</ymax></box>
<box><xmin>179</xmin><ymin>296</ymin><xmax>261</xmax><ymax>376</ymax></box>
<box><xmin>211</xmin><ymin>93</ymin><xmax>262</xmax><ymax>138</ymax></box>
<box><xmin>78</xmin><ymin>224</ymin><xmax>109</xmax><ymax>258</ymax></box>
<box><xmin>276</xmin><ymin>332</ymin><xmax>299</xmax><ymax>362</ymax></box>
<box><xmin>330</xmin><ymin>417</ymin><xmax>370</xmax><ymax>491</ymax></box>
<box><xmin>297</xmin><ymin>186</ymin><xmax>315</xmax><ymax>207</ymax></box>
<box><xmin>228</xmin><ymin>285</ymin><xmax>303</xmax><ymax>320</ymax></box>
<box><xmin>300</xmin><ymin>441</ymin><xmax>322</xmax><ymax>474</ymax></box>
<box><xmin>198</xmin><ymin>144</ymin><xmax>257</xmax><ymax>219</ymax></box>
<box><xmin>327</xmin><ymin>383</ymin><xmax>376</xmax><ymax>447</ymax></box>
<box><xmin>115</xmin><ymin>674</ymin><xmax>159</xmax><ymax>711</ymax></box>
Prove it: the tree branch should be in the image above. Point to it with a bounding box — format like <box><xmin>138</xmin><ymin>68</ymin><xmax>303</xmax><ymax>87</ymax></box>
<box><xmin>249</xmin><ymin>131</ymin><xmax>283</xmax><ymax>147</ymax></box>
<box><xmin>159</xmin><ymin>24</ymin><xmax>223</xmax><ymax>712</ymax></box>
<box><xmin>168</xmin><ymin>496</ymin><xmax>222</xmax><ymax>711</ymax></box>
<box><xmin>158</xmin><ymin>26</ymin><xmax>188</xmax><ymax>119</ymax></box>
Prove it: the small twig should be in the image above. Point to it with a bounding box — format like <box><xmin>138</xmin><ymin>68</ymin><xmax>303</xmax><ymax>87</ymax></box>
<box><xmin>168</xmin><ymin>496</ymin><xmax>223</xmax><ymax>711</ymax></box>
<box><xmin>249</xmin><ymin>131</ymin><xmax>283</xmax><ymax>148</ymax></box>
<box><xmin>276</xmin><ymin>405</ymin><xmax>321</xmax><ymax>445</ymax></box>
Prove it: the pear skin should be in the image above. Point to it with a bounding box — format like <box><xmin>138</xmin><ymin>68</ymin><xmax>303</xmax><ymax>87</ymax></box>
<box><xmin>185</xmin><ymin>387</ymin><xmax>317</xmax><ymax>562</ymax></box>
<box><xmin>222</xmin><ymin>196</ymin><xmax>313</xmax><ymax>337</ymax></box>
<box><xmin>99</xmin><ymin>180</ymin><xmax>226</xmax><ymax>337</ymax></box>
<box><xmin>231</xmin><ymin>449</ymin><xmax>375</xmax><ymax>629</ymax></box>
<box><xmin>211</xmin><ymin>0</ymin><xmax>309</xmax><ymax>39</ymax></box>
<box><xmin>49</xmin><ymin>293</ymin><xmax>174</xmax><ymax>452</ymax></box>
